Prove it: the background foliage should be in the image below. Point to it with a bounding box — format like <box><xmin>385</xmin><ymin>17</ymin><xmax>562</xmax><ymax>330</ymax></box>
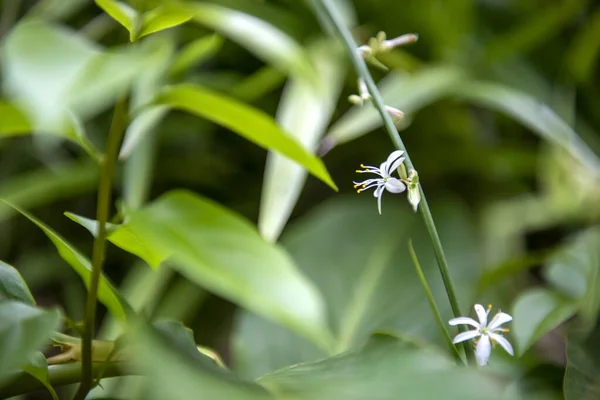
<box><xmin>1</xmin><ymin>0</ymin><xmax>600</xmax><ymax>399</ymax></box>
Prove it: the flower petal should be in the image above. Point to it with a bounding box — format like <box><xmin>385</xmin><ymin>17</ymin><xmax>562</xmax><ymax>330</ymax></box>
<box><xmin>451</xmin><ymin>330</ymin><xmax>480</xmax><ymax>344</ymax></box>
<box><xmin>385</xmin><ymin>178</ymin><xmax>406</xmax><ymax>193</ymax></box>
<box><xmin>475</xmin><ymin>334</ymin><xmax>492</xmax><ymax>366</ymax></box>
<box><xmin>374</xmin><ymin>185</ymin><xmax>385</xmax><ymax>214</ymax></box>
<box><xmin>488</xmin><ymin>312</ymin><xmax>512</xmax><ymax>330</ymax></box>
<box><xmin>474</xmin><ymin>304</ymin><xmax>488</xmax><ymax>327</ymax></box>
<box><xmin>384</xmin><ymin>150</ymin><xmax>405</xmax><ymax>176</ymax></box>
<box><xmin>448</xmin><ymin>317</ymin><xmax>480</xmax><ymax>329</ymax></box>
<box><xmin>490</xmin><ymin>333</ymin><xmax>514</xmax><ymax>356</ymax></box>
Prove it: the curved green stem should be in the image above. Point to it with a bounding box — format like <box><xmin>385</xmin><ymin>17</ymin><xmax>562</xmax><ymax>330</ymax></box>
<box><xmin>73</xmin><ymin>98</ymin><xmax>128</xmax><ymax>400</ymax></box>
<box><xmin>313</xmin><ymin>0</ymin><xmax>470</xmax><ymax>355</ymax></box>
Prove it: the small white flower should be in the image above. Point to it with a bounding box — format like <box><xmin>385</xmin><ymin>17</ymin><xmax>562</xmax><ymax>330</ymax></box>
<box><xmin>354</xmin><ymin>150</ymin><xmax>406</xmax><ymax>214</ymax></box>
<box><xmin>449</xmin><ymin>304</ymin><xmax>514</xmax><ymax>366</ymax></box>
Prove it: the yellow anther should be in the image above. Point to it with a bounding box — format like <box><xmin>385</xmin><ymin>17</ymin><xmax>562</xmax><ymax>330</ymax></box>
<box><xmin>487</xmin><ymin>304</ymin><xmax>492</xmax><ymax>311</ymax></box>
<box><xmin>502</xmin><ymin>328</ymin><xmax>510</xmax><ymax>333</ymax></box>
<box><xmin>353</xmin><ymin>184</ymin><xmax>359</xmax><ymax>188</ymax></box>
<box><xmin>355</xmin><ymin>170</ymin><xmax>363</xmax><ymax>173</ymax></box>
<box><xmin>360</xmin><ymin>164</ymin><xmax>367</xmax><ymax>168</ymax></box>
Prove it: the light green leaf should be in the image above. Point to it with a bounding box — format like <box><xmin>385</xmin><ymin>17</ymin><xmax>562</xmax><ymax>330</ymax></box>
<box><xmin>259</xmin><ymin>40</ymin><xmax>345</xmax><ymax>242</ymax></box>
<box><xmin>119</xmin><ymin>105</ymin><xmax>169</xmax><ymax>159</ymax></box>
<box><xmin>189</xmin><ymin>2</ymin><xmax>317</xmax><ymax>83</ymax></box>
<box><xmin>0</xmin><ymin>102</ymin><xmax>30</xmax><ymax>137</ymax></box>
<box><xmin>234</xmin><ymin>195</ymin><xmax>481</xmax><ymax>378</ymax></box>
<box><xmin>155</xmin><ymin>84</ymin><xmax>337</xmax><ymax>190</ymax></box>
<box><xmin>169</xmin><ymin>34</ymin><xmax>224</xmax><ymax>77</ymax></box>
<box><xmin>132</xmin><ymin>319</ymin><xmax>272</xmax><ymax>400</ymax></box>
<box><xmin>106</xmin><ymin>190</ymin><xmax>332</xmax><ymax>350</ymax></box>
<box><xmin>0</xmin><ymin>301</ymin><xmax>61</xmax><ymax>383</ymax></box>
<box><xmin>0</xmin><ymin>260</ymin><xmax>35</xmax><ymax>305</ymax></box>
<box><xmin>22</xmin><ymin>352</ymin><xmax>59</xmax><ymax>400</ymax></box>
<box><xmin>138</xmin><ymin>3</ymin><xmax>193</xmax><ymax>39</ymax></box>
<box><xmin>326</xmin><ymin>66</ymin><xmax>465</xmax><ymax>146</ymax></box>
<box><xmin>0</xmin><ymin>201</ymin><xmax>126</xmax><ymax>320</ymax></box>
<box><xmin>95</xmin><ymin>0</ymin><xmax>136</xmax><ymax>32</ymax></box>
<box><xmin>258</xmin><ymin>334</ymin><xmax>506</xmax><ymax>399</ymax></box>
<box><xmin>512</xmin><ymin>288</ymin><xmax>578</xmax><ymax>356</ymax></box>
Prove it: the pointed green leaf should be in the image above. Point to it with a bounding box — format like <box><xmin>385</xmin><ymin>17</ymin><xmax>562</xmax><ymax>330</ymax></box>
<box><xmin>155</xmin><ymin>84</ymin><xmax>337</xmax><ymax>190</ymax></box>
<box><xmin>169</xmin><ymin>34</ymin><xmax>224</xmax><ymax>77</ymax></box>
<box><xmin>22</xmin><ymin>352</ymin><xmax>59</xmax><ymax>400</ymax></box>
<box><xmin>0</xmin><ymin>201</ymin><xmax>126</xmax><ymax>320</ymax></box>
<box><xmin>95</xmin><ymin>0</ymin><xmax>136</xmax><ymax>32</ymax></box>
<box><xmin>138</xmin><ymin>4</ymin><xmax>193</xmax><ymax>39</ymax></box>
<box><xmin>0</xmin><ymin>260</ymin><xmax>35</xmax><ymax>305</ymax></box>
<box><xmin>0</xmin><ymin>301</ymin><xmax>61</xmax><ymax>382</ymax></box>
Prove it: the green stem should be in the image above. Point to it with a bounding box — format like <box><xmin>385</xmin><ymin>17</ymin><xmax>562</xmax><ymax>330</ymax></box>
<box><xmin>73</xmin><ymin>98</ymin><xmax>128</xmax><ymax>400</ymax></box>
<box><xmin>408</xmin><ymin>240</ymin><xmax>465</xmax><ymax>364</ymax></box>
<box><xmin>314</xmin><ymin>0</ymin><xmax>470</xmax><ymax>354</ymax></box>
<box><xmin>0</xmin><ymin>362</ymin><xmax>134</xmax><ymax>399</ymax></box>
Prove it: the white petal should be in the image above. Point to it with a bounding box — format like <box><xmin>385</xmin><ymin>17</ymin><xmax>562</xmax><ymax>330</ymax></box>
<box><xmin>384</xmin><ymin>150</ymin><xmax>405</xmax><ymax>176</ymax></box>
<box><xmin>474</xmin><ymin>304</ymin><xmax>488</xmax><ymax>327</ymax></box>
<box><xmin>488</xmin><ymin>312</ymin><xmax>512</xmax><ymax>330</ymax></box>
<box><xmin>451</xmin><ymin>330</ymin><xmax>480</xmax><ymax>344</ymax></box>
<box><xmin>475</xmin><ymin>335</ymin><xmax>491</xmax><ymax>366</ymax></box>
<box><xmin>490</xmin><ymin>333</ymin><xmax>514</xmax><ymax>356</ymax></box>
<box><xmin>385</xmin><ymin>178</ymin><xmax>406</xmax><ymax>193</ymax></box>
<box><xmin>374</xmin><ymin>185</ymin><xmax>385</xmax><ymax>214</ymax></box>
<box><xmin>448</xmin><ymin>317</ymin><xmax>480</xmax><ymax>329</ymax></box>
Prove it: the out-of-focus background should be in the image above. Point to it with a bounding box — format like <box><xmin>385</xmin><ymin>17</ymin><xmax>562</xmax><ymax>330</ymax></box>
<box><xmin>1</xmin><ymin>0</ymin><xmax>600</xmax><ymax>398</ymax></box>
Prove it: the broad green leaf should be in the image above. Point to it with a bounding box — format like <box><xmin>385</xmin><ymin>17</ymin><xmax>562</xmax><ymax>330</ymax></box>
<box><xmin>564</xmin><ymin>328</ymin><xmax>600</xmax><ymax>400</ymax></box>
<box><xmin>169</xmin><ymin>34</ymin><xmax>224</xmax><ymax>77</ymax></box>
<box><xmin>189</xmin><ymin>2</ymin><xmax>317</xmax><ymax>83</ymax></box>
<box><xmin>138</xmin><ymin>3</ymin><xmax>193</xmax><ymax>39</ymax></box>
<box><xmin>0</xmin><ymin>102</ymin><xmax>30</xmax><ymax>137</ymax></box>
<box><xmin>95</xmin><ymin>0</ymin><xmax>135</xmax><ymax>32</ymax></box>
<box><xmin>259</xmin><ymin>41</ymin><xmax>345</xmax><ymax>242</ymax></box>
<box><xmin>155</xmin><ymin>84</ymin><xmax>337</xmax><ymax>190</ymax></box>
<box><xmin>512</xmin><ymin>288</ymin><xmax>578</xmax><ymax>356</ymax></box>
<box><xmin>326</xmin><ymin>66</ymin><xmax>465</xmax><ymax>146</ymax></box>
<box><xmin>22</xmin><ymin>352</ymin><xmax>59</xmax><ymax>400</ymax></box>
<box><xmin>105</xmin><ymin>190</ymin><xmax>332</xmax><ymax>350</ymax></box>
<box><xmin>258</xmin><ymin>334</ymin><xmax>506</xmax><ymax>399</ymax></box>
<box><xmin>234</xmin><ymin>195</ymin><xmax>481</xmax><ymax>378</ymax></box>
<box><xmin>453</xmin><ymin>81</ymin><xmax>600</xmax><ymax>179</ymax></box>
<box><xmin>0</xmin><ymin>301</ymin><xmax>61</xmax><ymax>383</ymax></box>
<box><xmin>0</xmin><ymin>202</ymin><xmax>126</xmax><ymax>320</ymax></box>
<box><xmin>132</xmin><ymin>319</ymin><xmax>272</xmax><ymax>400</ymax></box>
<box><xmin>0</xmin><ymin>260</ymin><xmax>35</xmax><ymax>305</ymax></box>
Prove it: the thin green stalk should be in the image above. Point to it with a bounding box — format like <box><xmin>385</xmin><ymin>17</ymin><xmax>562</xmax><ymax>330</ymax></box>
<box><xmin>408</xmin><ymin>240</ymin><xmax>465</xmax><ymax>364</ymax></box>
<box><xmin>73</xmin><ymin>98</ymin><xmax>128</xmax><ymax>400</ymax></box>
<box><xmin>314</xmin><ymin>0</ymin><xmax>470</xmax><ymax>354</ymax></box>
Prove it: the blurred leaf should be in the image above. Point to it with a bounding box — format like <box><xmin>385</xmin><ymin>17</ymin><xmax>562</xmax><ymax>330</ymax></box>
<box><xmin>512</xmin><ymin>288</ymin><xmax>577</xmax><ymax>356</ymax></box>
<box><xmin>119</xmin><ymin>105</ymin><xmax>168</xmax><ymax>159</ymax></box>
<box><xmin>22</xmin><ymin>352</ymin><xmax>59</xmax><ymax>400</ymax></box>
<box><xmin>234</xmin><ymin>195</ymin><xmax>481</xmax><ymax>378</ymax></box>
<box><xmin>0</xmin><ymin>260</ymin><xmax>35</xmax><ymax>305</ymax></box>
<box><xmin>133</xmin><ymin>319</ymin><xmax>272</xmax><ymax>400</ymax></box>
<box><xmin>259</xmin><ymin>40</ymin><xmax>345</xmax><ymax>242</ymax></box>
<box><xmin>231</xmin><ymin>66</ymin><xmax>285</xmax><ymax>102</ymax></box>
<box><xmin>564</xmin><ymin>328</ymin><xmax>600</xmax><ymax>400</ymax></box>
<box><xmin>104</xmin><ymin>190</ymin><xmax>332</xmax><ymax>350</ymax></box>
<box><xmin>326</xmin><ymin>66</ymin><xmax>465</xmax><ymax>146</ymax></box>
<box><xmin>0</xmin><ymin>202</ymin><xmax>126</xmax><ymax>320</ymax></box>
<box><xmin>169</xmin><ymin>34</ymin><xmax>224</xmax><ymax>77</ymax></box>
<box><xmin>155</xmin><ymin>84</ymin><xmax>337</xmax><ymax>190</ymax></box>
<box><xmin>566</xmin><ymin>9</ymin><xmax>600</xmax><ymax>83</ymax></box>
<box><xmin>0</xmin><ymin>301</ymin><xmax>61</xmax><ymax>383</ymax></box>
<box><xmin>453</xmin><ymin>81</ymin><xmax>600</xmax><ymax>179</ymax></box>
<box><xmin>138</xmin><ymin>3</ymin><xmax>192</xmax><ymax>40</ymax></box>
<box><xmin>0</xmin><ymin>160</ymin><xmax>98</xmax><ymax>223</ymax></box>
<box><xmin>258</xmin><ymin>334</ymin><xmax>506</xmax><ymax>399</ymax></box>
<box><xmin>189</xmin><ymin>2</ymin><xmax>318</xmax><ymax>83</ymax></box>
<box><xmin>0</xmin><ymin>102</ymin><xmax>30</xmax><ymax>137</ymax></box>
<box><xmin>95</xmin><ymin>0</ymin><xmax>135</xmax><ymax>32</ymax></box>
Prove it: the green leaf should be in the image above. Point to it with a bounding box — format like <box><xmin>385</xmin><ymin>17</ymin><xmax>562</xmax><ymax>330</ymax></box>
<box><xmin>155</xmin><ymin>84</ymin><xmax>337</xmax><ymax>190</ymax></box>
<box><xmin>169</xmin><ymin>34</ymin><xmax>224</xmax><ymax>77</ymax></box>
<box><xmin>132</xmin><ymin>319</ymin><xmax>272</xmax><ymax>400</ymax></box>
<box><xmin>453</xmin><ymin>81</ymin><xmax>600</xmax><ymax>179</ymax></box>
<box><xmin>512</xmin><ymin>288</ymin><xmax>578</xmax><ymax>356</ymax></box>
<box><xmin>22</xmin><ymin>352</ymin><xmax>59</xmax><ymax>400</ymax></box>
<box><xmin>0</xmin><ymin>260</ymin><xmax>35</xmax><ymax>305</ymax></box>
<box><xmin>189</xmin><ymin>2</ymin><xmax>317</xmax><ymax>83</ymax></box>
<box><xmin>564</xmin><ymin>328</ymin><xmax>600</xmax><ymax>400</ymax></box>
<box><xmin>566</xmin><ymin>9</ymin><xmax>600</xmax><ymax>83</ymax></box>
<box><xmin>325</xmin><ymin>66</ymin><xmax>465</xmax><ymax>146</ymax></box>
<box><xmin>0</xmin><ymin>301</ymin><xmax>61</xmax><ymax>383</ymax></box>
<box><xmin>95</xmin><ymin>0</ymin><xmax>135</xmax><ymax>32</ymax></box>
<box><xmin>138</xmin><ymin>3</ymin><xmax>193</xmax><ymax>39</ymax></box>
<box><xmin>0</xmin><ymin>201</ymin><xmax>126</xmax><ymax>320</ymax></box>
<box><xmin>259</xmin><ymin>40</ymin><xmax>345</xmax><ymax>242</ymax></box>
<box><xmin>234</xmin><ymin>195</ymin><xmax>481</xmax><ymax>378</ymax></box>
<box><xmin>119</xmin><ymin>105</ymin><xmax>169</xmax><ymax>159</ymax></box>
<box><xmin>106</xmin><ymin>190</ymin><xmax>332</xmax><ymax>350</ymax></box>
<box><xmin>258</xmin><ymin>334</ymin><xmax>506</xmax><ymax>399</ymax></box>
<box><xmin>0</xmin><ymin>102</ymin><xmax>30</xmax><ymax>137</ymax></box>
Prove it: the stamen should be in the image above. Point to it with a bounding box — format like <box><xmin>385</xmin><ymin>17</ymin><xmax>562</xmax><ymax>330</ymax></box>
<box><xmin>487</xmin><ymin>304</ymin><xmax>492</xmax><ymax>311</ymax></box>
<box><xmin>502</xmin><ymin>328</ymin><xmax>510</xmax><ymax>333</ymax></box>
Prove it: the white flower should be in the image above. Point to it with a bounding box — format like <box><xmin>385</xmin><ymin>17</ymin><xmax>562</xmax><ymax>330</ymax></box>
<box><xmin>449</xmin><ymin>304</ymin><xmax>514</xmax><ymax>366</ymax></box>
<box><xmin>354</xmin><ymin>150</ymin><xmax>406</xmax><ymax>214</ymax></box>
